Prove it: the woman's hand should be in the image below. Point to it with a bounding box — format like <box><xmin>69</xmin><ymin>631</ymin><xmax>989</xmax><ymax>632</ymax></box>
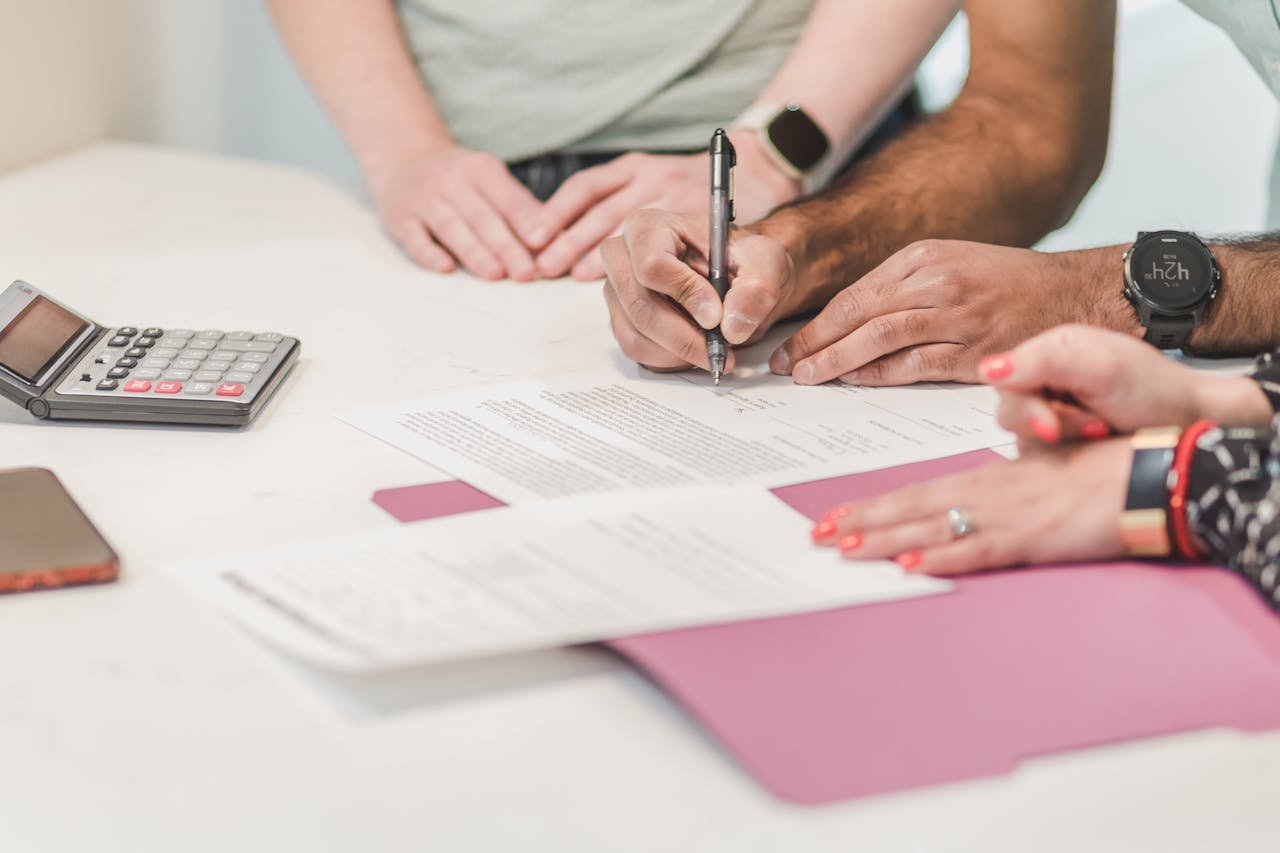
<box><xmin>534</xmin><ymin>132</ymin><xmax>801</xmax><ymax>281</ymax></box>
<box><xmin>369</xmin><ymin>145</ymin><xmax>545</xmax><ymax>281</ymax></box>
<box><xmin>810</xmin><ymin>437</ymin><xmax>1132</xmax><ymax>575</ymax></box>
<box><xmin>979</xmin><ymin>325</ymin><xmax>1272</xmax><ymax>445</ymax></box>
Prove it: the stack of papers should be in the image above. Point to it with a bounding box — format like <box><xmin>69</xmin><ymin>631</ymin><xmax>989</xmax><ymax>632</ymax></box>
<box><xmin>170</xmin><ymin>369</ymin><xmax>1010</xmax><ymax>670</ymax></box>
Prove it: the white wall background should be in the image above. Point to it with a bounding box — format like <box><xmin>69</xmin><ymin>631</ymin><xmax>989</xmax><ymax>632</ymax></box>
<box><xmin>2</xmin><ymin>0</ymin><xmax>1277</xmax><ymax>247</ymax></box>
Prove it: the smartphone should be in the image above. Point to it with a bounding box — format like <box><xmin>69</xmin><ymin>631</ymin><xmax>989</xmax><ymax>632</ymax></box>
<box><xmin>0</xmin><ymin>468</ymin><xmax>119</xmax><ymax>593</ymax></box>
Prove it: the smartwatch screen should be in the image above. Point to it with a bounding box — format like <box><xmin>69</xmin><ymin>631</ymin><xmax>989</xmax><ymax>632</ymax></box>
<box><xmin>767</xmin><ymin>106</ymin><xmax>829</xmax><ymax>173</ymax></box>
<box><xmin>1131</xmin><ymin>235</ymin><xmax>1215</xmax><ymax>310</ymax></box>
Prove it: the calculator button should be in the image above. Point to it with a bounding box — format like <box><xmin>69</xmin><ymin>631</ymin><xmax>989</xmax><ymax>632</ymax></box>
<box><xmin>152</xmin><ymin>347</ymin><xmax>179</xmax><ymax>360</ymax></box>
<box><xmin>173</xmin><ymin>358</ymin><xmax>202</xmax><ymax>370</ymax></box>
<box><xmin>232</xmin><ymin>362</ymin><xmax>261</xmax><ymax>374</ymax></box>
<box><xmin>194</xmin><ymin>370</ymin><xmax>224</xmax><ymax>383</ymax></box>
<box><xmin>167</xmin><ymin>329</ymin><xmax>195</xmax><ymax>339</ymax></box>
<box><xmin>178</xmin><ymin>349</ymin><xmax>207</xmax><ymax>361</ymax></box>
<box><xmin>115</xmin><ymin>357</ymin><xmax>138</xmax><ymax>369</ymax></box>
<box><xmin>225</xmin><ymin>371</ymin><xmax>255</xmax><ymax>384</ymax></box>
<box><xmin>186</xmin><ymin>339</ymin><xmax>217</xmax><ymax>351</ymax></box>
<box><xmin>135</xmin><ymin>337</ymin><xmax>156</xmax><ymax>348</ymax></box>
<box><xmin>125</xmin><ymin>347</ymin><xmax>147</xmax><ymax>359</ymax></box>
<box><xmin>216</xmin><ymin>383</ymin><xmax>244</xmax><ymax>397</ymax></box>
<box><xmin>162</xmin><ymin>368</ymin><xmax>192</xmax><ymax>380</ymax></box>
<box><xmin>254</xmin><ymin>332</ymin><xmax>284</xmax><ymax>344</ymax></box>
<box><xmin>106</xmin><ymin>367</ymin><xmax>130</xmax><ymax>380</ymax></box>
<box><xmin>198</xmin><ymin>330</ymin><xmax>224</xmax><ymax>340</ymax></box>
<box><xmin>220</xmin><ymin>340</ymin><xmax>276</xmax><ymax>353</ymax></box>
<box><xmin>141</xmin><ymin>357</ymin><xmax>171</xmax><ymax>370</ymax></box>
<box><xmin>186</xmin><ymin>382</ymin><xmax>215</xmax><ymax>395</ymax></box>
<box><xmin>157</xmin><ymin>337</ymin><xmax>187</xmax><ymax>349</ymax></box>
<box><xmin>206</xmin><ymin>360</ymin><xmax>233</xmax><ymax>373</ymax></box>
<box><xmin>133</xmin><ymin>368</ymin><xmax>162</xmax><ymax>380</ymax></box>
<box><xmin>117</xmin><ymin>327</ymin><xmax>138</xmax><ymax>337</ymax></box>
<box><xmin>95</xmin><ymin>379</ymin><xmax>119</xmax><ymax>391</ymax></box>
<box><xmin>123</xmin><ymin>380</ymin><xmax>152</xmax><ymax>393</ymax></box>
<box><xmin>155</xmin><ymin>381</ymin><xmax>182</xmax><ymax>394</ymax></box>
<box><xmin>211</xmin><ymin>350</ymin><xmax>240</xmax><ymax>363</ymax></box>
<box><xmin>238</xmin><ymin>352</ymin><xmax>270</xmax><ymax>364</ymax></box>
<box><xmin>225</xmin><ymin>331</ymin><xmax>255</xmax><ymax>341</ymax></box>
<box><xmin>108</xmin><ymin>335</ymin><xmax>131</xmax><ymax>347</ymax></box>
<box><xmin>142</xmin><ymin>328</ymin><xmax>164</xmax><ymax>338</ymax></box>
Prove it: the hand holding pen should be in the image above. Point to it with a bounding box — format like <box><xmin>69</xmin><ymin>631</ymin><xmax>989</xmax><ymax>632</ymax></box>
<box><xmin>705</xmin><ymin>129</ymin><xmax>736</xmax><ymax>385</ymax></box>
<box><xmin>601</xmin><ymin>135</ymin><xmax>798</xmax><ymax>376</ymax></box>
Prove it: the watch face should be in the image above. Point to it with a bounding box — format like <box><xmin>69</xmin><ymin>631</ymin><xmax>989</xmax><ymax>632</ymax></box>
<box><xmin>1129</xmin><ymin>234</ymin><xmax>1216</xmax><ymax>310</ymax></box>
<box><xmin>767</xmin><ymin>106</ymin><xmax>829</xmax><ymax>172</ymax></box>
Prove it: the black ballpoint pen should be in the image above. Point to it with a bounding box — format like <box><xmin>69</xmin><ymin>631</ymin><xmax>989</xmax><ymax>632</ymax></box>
<box><xmin>706</xmin><ymin>129</ymin><xmax>735</xmax><ymax>385</ymax></box>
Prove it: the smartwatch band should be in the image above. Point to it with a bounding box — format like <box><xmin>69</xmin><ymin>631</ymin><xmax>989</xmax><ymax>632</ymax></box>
<box><xmin>1121</xmin><ymin>427</ymin><xmax>1180</xmax><ymax>557</ymax></box>
<box><xmin>1143</xmin><ymin>315</ymin><xmax>1197</xmax><ymax>351</ymax></box>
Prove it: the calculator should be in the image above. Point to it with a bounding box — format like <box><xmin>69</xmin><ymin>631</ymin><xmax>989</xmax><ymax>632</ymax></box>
<box><xmin>0</xmin><ymin>281</ymin><xmax>300</xmax><ymax>426</ymax></box>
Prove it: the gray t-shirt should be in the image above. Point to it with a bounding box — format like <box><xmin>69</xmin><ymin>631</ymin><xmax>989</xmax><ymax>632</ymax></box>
<box><xmin>1182</xmin><ymin>0</ymin><xmax>1280</xmax><ymax>227</ymax></box>
<box><xmin>396</xmin><ymin>0</ymin><xmax>816</xmax><ymax>162</ymax></box>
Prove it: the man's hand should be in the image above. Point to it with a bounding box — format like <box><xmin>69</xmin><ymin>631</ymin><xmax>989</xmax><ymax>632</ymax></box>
<box><xmin>979</xmin><ymin>325</ymin><xmax>1274</xmax><ymax>445</ymax></box>
<box><xmin>536</xmin><ymin>133</ymin><xmax>801</xmax><ymax>281</ymax></box>
<box><xmin>770</xmin><ymin>240</ymin><xmax>1136</xmax><ymax>386</ymax></box>
<box><xmin>371</xmin><ymin>145</ymin><xmax>545</xmax><ymax>281</ymax></box>
<box><xmin>602</xmin><ymin>209</ymin><xmax>796</xmax><ymax>372</ymax></box>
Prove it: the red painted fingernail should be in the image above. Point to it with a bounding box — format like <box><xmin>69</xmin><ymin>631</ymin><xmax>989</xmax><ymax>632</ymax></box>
<box><xmin>894</xmin><ymin>551</ymin><xmax>923</xmax><ymax>570</ymax></box>
<box><xmin>838</xmin><ymin>534</ymin><xmax>863</xmax><ymax>553</ymax></box>
<box><xmin>1030</xmin><ymin>417</ymin><xmax>1059</xmax><ymax>443</ymax></box>
<box><xmin>1080</xmin><ymin>420</ymin><xmax>1110</xmax><ymax>440</ymax></box>
<box><xmin>979</xmin><ymin>355</ymin><xmax>1013</xmax><ymax>381</ymax></box>
<box><xmin>811</xmin><ymin>520</ymin><xmax>836</xmax><ymax>542</ymax></box>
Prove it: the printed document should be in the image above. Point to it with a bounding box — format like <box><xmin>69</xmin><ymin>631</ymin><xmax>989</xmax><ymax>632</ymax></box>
<box><xmin>172</xmin><ymin>488</ymin><xmax>950</xmax><ymax>670</ymax></box>
<box><xmin>340</xmin><ymin>369</ymin><xmax>1007</xmax><ymax>504</ymax></box>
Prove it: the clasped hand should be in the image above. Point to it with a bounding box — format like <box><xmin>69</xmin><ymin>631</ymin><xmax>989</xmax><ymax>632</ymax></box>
<box><xmin>372</xmin><ymin>135</ymin><xmax>797</xmax><ymax>282</ymax></box>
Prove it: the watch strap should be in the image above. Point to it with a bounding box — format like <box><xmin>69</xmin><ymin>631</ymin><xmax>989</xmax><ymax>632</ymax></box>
<box><xmin>1142</xmin><ymin>315</ymin><xmax>1196</xmax><ymax>351</ymax></box>
<box><xmin>1122</xmin><ymin>427</ymin><xmax>1180</xmax><ymax>557</ymax></box>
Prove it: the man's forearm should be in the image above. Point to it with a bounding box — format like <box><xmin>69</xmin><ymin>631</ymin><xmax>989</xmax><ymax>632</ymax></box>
<box><xmin>1035</xmin><ymin>235</ymin><xmax>1280</xmax><ymax>356</ymax></box>
<box><xmin>758</xmin><ymin>0</ymin><xmax>1117</xmax><ymax>315</ymax></box>
<box><xmin>266</xmin><ymin>0</ymin><xmax>453</xmax><ymax>186</ymax></box>
<box><xmin>1190</xmin><ymin>235</ymin><xmax>1280</xmax><ymax>355</ymax></box>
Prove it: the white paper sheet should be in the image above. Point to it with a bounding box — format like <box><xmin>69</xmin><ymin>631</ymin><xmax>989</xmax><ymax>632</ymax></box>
<box><xmin>171</xmin><ymin>488</ymin><xmax>950</xmax><ymax>670</ymax></box>
<box><xmin>339</xmin><ymin>369</ymin><xmax>1008</xmax><ymax>504</ymax></box>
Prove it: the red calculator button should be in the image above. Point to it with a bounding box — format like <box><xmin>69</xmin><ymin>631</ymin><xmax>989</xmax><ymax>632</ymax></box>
<box><xmin>123</xmin><ymin>380</ymin><xmax>152</xmax><ymax>393</ymax></box>
<box><xmin>216</xmin><ymin>383</ymin><xmax>244</xmax><ymax>397</ymax></box>
<box><xmin>155</xmin><ymin>381</ymin><xmax>182</xmax><ymax>394</ymax></box>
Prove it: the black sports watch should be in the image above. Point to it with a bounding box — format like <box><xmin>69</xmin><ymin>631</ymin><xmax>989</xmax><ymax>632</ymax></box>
<box><xmin>1122</xmin><ymin>230</ymin><xmax>1220</xmax><ymax>351</ymax></box>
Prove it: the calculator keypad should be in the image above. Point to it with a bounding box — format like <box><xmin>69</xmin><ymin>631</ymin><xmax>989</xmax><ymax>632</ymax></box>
<box><xmin>59</xmin><ymin>326</ymin><xmax>293</xmax><ymax>403</ymax></box>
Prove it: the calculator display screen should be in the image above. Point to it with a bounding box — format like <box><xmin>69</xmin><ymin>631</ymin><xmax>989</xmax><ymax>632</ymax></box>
<box><xmin>0</xmin><ymin>295</ymin><xmax>91</xmax><ymax>383</ymax></box>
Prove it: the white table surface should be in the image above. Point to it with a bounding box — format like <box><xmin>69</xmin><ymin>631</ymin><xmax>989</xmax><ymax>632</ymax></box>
<box><xmin>1</xmin><ymin>143</ymin><xmax>1276</xmax><ymax>853</ymax></box>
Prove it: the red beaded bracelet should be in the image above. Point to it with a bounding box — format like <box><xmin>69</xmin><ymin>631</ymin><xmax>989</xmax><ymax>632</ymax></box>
<box><xmin>1167</xmin><ymin>419</ymin><xmax>1216</xmax><ymax>562</ymax></box>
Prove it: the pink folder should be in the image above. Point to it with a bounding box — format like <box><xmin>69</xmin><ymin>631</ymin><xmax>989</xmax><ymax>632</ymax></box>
<box><xmin>373</xmin><ymin>452</ymin><xmax>1280</xmax><ymax>806</ymax></box>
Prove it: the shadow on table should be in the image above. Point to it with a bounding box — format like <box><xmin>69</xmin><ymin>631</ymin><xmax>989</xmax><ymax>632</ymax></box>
<box><xmin>279</xmin><ymin>642</ymin><xmax>622</xmax><ymax>723</ymax></box>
